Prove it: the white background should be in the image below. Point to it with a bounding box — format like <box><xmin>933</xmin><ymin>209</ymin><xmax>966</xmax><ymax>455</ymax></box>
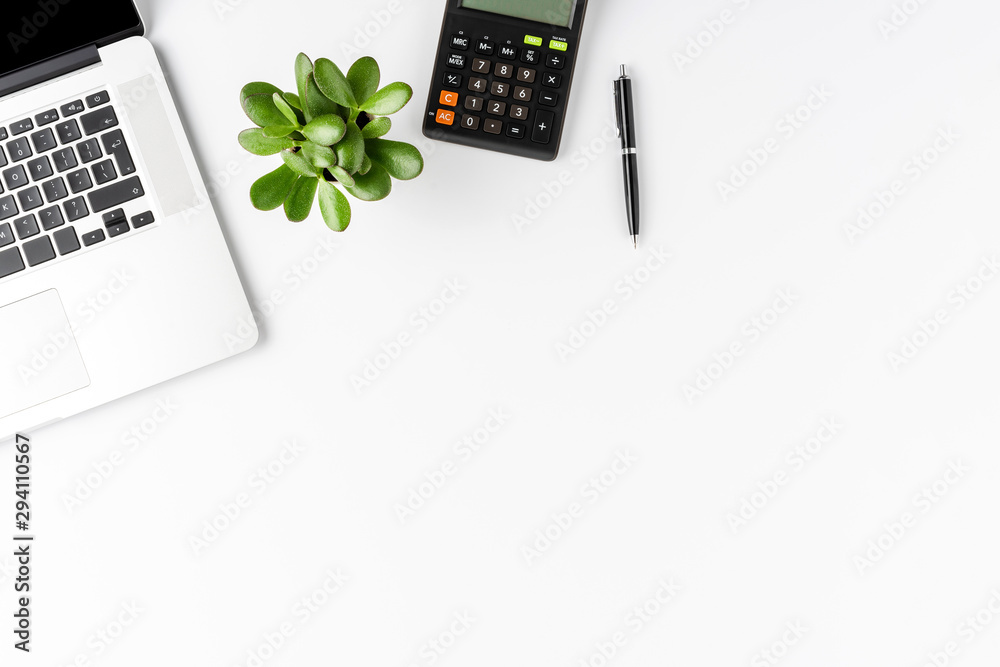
<box><xmin>5</xmin><ymin>0</ymin><xmax>1000</xmax><ymax>665</ymax></box>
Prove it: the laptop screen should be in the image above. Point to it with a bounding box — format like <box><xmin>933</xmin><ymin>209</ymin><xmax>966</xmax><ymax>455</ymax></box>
<box><xmin>1</xmin><ymin>1</ymin><xmax>143</xmax><ymax>79</ymax></box>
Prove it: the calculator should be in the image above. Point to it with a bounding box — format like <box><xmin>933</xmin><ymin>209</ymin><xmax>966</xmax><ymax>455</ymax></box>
<box><xmin>422</xmin><ymin>0</ymin><xmax>589</xmax><ymax>161</ymax></box>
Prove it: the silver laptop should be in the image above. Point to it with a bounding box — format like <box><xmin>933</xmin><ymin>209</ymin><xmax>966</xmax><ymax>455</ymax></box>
<box><xmin>0</xmin><ymin>2</ymin><xmax>257</xmax><ymax>439</ymax></box>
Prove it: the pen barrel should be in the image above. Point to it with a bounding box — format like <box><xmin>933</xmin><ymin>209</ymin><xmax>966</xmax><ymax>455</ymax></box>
<box><xmin>622</xmin><ymin>153</ymin><xmax>640</xmax><ymax>237</ymax></box>
<box><xmin>616</xmin><ymin>78</ymin><xmax>637</xmax><ymax>148</ymax></box>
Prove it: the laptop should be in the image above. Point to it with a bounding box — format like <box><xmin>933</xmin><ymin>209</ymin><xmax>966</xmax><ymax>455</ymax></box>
<box><xmin>0</xmin><ymin>2</ymin><xmax>258</xmax><ymax>439</ymax></box>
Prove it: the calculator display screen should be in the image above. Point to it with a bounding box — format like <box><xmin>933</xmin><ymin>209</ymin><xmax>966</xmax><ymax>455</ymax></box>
<box><xmin>460</xmin><ymin>0</ymin><xmax>575</xmax><ymax>28</ymax></box>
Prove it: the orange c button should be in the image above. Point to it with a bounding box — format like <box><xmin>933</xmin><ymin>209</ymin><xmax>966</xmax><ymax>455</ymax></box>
<box><xmin>439</xmin><ymin>90</ymin><xmax>459</xmax><ymax>106</ymax></box>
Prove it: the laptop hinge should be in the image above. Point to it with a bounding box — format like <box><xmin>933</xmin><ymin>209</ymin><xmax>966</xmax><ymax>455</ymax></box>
<box><xmin>0</xmin><ymin>45</ymin><xmax>101</xmax><ymax>99</ymax></box>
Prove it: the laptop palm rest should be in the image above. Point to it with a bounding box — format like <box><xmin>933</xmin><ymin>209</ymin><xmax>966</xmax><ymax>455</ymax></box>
<box><xmin>1</xmin><ymin>290</ymin><xmax>90</xmax><ymax>420</ymax></box>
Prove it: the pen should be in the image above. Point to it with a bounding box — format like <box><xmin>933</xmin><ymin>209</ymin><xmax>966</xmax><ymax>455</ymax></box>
<box><xmin>613</xmin><ymin>64</ymin><xmax>640</xmax><ymax>249</ymax></box>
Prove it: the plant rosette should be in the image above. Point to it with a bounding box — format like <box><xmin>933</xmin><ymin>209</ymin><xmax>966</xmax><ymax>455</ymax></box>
<box><xmin>238</xmin><ymin>53</ymin><xmax>424</xmax><ymax>231</ymax></box>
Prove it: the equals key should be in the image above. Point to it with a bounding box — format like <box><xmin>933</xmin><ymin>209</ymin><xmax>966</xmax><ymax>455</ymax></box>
<box><xmin>101</xmin><ymin>130</ymin><xmax>135</xmax><ymax>175</ymax></box>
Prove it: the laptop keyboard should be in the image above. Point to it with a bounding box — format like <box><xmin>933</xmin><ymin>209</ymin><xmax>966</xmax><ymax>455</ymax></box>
<box><xmin>0</xmin><ymin>90</ymin><xmax>155</xmax><ymax>283</ymax></box>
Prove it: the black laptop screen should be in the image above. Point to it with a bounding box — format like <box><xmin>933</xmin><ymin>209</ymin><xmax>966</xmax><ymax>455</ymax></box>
<box><xmin>1</xmin><ymin>1</ymin><xmax>143</xmax><ymax>79</ymax></box>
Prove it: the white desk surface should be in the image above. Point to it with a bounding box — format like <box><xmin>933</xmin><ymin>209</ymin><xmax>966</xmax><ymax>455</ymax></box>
<box><xmin>9</xmin><ymin>0</ymin><xmax>1000</xmax><ymax>664</ymax></box>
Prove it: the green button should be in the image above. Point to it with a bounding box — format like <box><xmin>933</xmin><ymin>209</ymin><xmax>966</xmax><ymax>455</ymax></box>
<box><xmin>524</xmin><ymin>35</ymin><xmax>543</xmax><ymax>46</ymax></box>
<box><xmin>549</xmin><ymin>40</ymin><xmax>568</xmax><ymax>51</ymax></box>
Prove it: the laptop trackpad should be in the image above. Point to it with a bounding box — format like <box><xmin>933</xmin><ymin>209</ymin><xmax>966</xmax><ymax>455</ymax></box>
<box><xmin>1</xmin><ymin>290</ymin><xmax>89</xmax><ymax>420</ymax></box>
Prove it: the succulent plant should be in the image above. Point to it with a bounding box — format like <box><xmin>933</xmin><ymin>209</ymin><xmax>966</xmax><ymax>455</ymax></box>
<box><xmin>238</xmin><ymin>53</ymin><xmax>424</xmax><ymax>231</ymax></box>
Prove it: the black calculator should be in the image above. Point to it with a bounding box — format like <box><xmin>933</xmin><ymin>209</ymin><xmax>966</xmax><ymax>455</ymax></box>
<box><xmin>422</xmin><ymin>0</ymin><xmax>589</xmax><ymax>161</ymax></box>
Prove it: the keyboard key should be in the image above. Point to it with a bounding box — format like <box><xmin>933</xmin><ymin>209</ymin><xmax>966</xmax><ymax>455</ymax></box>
<box><xmin>39</xmin><ymin>205</ymin><xmax>64</xmax><ymax>229</ymax></box>
<box><xmin>77</xmin><ymin>138</ymin><xmax>102</xmax><ymax>163</ymax></box>
<box><xmin>0</xmin><ymin>247</ymin><xmax>24</xmax><ymax>279</ymax></box>
<box><xmin>0</xmin><ymin>223</ymin><xmax>12</xmax><ymax>247</ymax></box>
<box><xmin>42</xmin><ymin>177</ymin><xmax>68</xmax><ymax>203</ymax></box>
<box><xmin>53</xmin><ymin>226</ymin><xmax>80</xmax><ymax>255</ymax></box>
<box><xmin>490</xmin><ymin>81</ymin><xmax>510</xmax><ymax>97</ymax></box>
<box><xmin>468</xmin><ymin>77</ymin><xmax>487</xmax><ymax>93</ymax></box>
<box><xmin>475</xmin><ymin>40</ymin><xmax>494</xmax><ymax>55</ymax></box>
<box><xmin>446</xmin><ymin>53</ymin><xmax>466</xmax><ymax>69</ymax></box>
<box><xmin>450</xmin><ymin>35</ymin><xmax>470</xmax><ymax>50</ymax></box>
<box><xmin>509</xmin><ymin>104</ymin><xmax>529</xmax><ymax>121</ymax></box>
<box><xmin>10</xmin><ymin>119</ymin><xmax>33</xmax><ymax>136</ymax></box>
<box><xmin>60</xmin><ymin>100</ymin><xmax>85</xmax><ymax>117</ymax></box>
<box><xmin>52</xmin><ymin>147</ymin><xmax>78</xmax><ymax>172</ymax></box>
<box><xmin>464</xmin><ymin>96</ymin><xmax>484</xmax><ymax>111</ymax></box>
<box><xmin>545</xmin><ymin>53</ymin><xmax>565</xmax><ymax>69</ymax></box>
<box><xmin>82</xmin><ymin>229</ymin><xmax>106</xmax><ymax>246</ymax></box>
<box><xmin>63</xmin><ymin>196</ymin><xmax>88</xmax><ymax>221</ymax></box>
<box><xmin>531</xmin><ymin>109</ymin><xmax>554</xmax><ymax>144</ymax></box>
<box><xmin>102</xmin><ymin>208</ymin><xmax>126</xmax><ymax>226</ymax></box>
<box><xmin>22</xmin><ymin>236</ymin><xmax>55</xmax><ymax>267</ymax></box>
<box><xmin>92</xmin><ymin>159</ymin><xmax>117</xmax><ymax>185</ymax></box>
<box><xmin>506</xmin><ymin>123</ymin><xmax>526</xmax><ymax>139</ymax></box>
<box><xmin>513</xmin><ymin>86</ymin><xmax>532</xmax><ymax>102</ymax></box>
<box><xmin>471</xmin><ymin>58</ymin><xmax>490</xmax><ymax>74</ymax></box>
<box><xmin>435</xmin><ymin>109</ymin><xmax>455</xmax><ymax>126</ymax></box>
<box><xmin>86</xmin><ymin>91</ymin><xmax>110</xmax><ymax>108</ymax></box>
<box><xmin>521</xmin><ymin>49</ymin><xmax>540</xmax><ymax>64</ymax></box>
<box><xmin>487</xmin><ymin>100</ymin><xmax>507</xmax><ymax>116</ymax></box>
<box><xmin>86</xmin><ymin>176</ymin><xmax>143</xmax><ymax>212</ymax></box>
<box><xmin>35</xmin><ymin>109</ymin><xmax>59</xmax><ymax>126</ymax></box>
<box><xmin>439</xmin><ymin>91</ymin><xmax>459</xmax><ymax>107</ymax></box>
<box><xmin>0</xmin><ymin>196</ymin><xmax>16</xmax><ymax>220</ymax></box>
<box><xmin>517</xmin><ymin>67</ymin><xmax>536</xmax><ymax>83</ymax></box>
<box><xmin>460</xmin><ymin>115</ymin><xmax>480</xmax><ymax>131</ymax></box>
<box><xmin>3</xmin><ymin>165</ymin><xmax>28</xmax><ymax>190</ymax></box>
<box><xmin>13</xmin><ymin>214</ymin><xmax>39</xmax><ymax>240</ymax></box>
<box><xmin>81</xmin><ymin>106</ymin><xmax>118</xmax><ymax>135</ymax></box>
<box><xmin>131</xmin><ymin>211</ymin><xmax>155</xmax><ymax>228</ymax></box>
<box><xmin>494</xmin><ymin>62</ymin><xmax>514</xmax><ymax>79</ymax></box>
<box><xmin>67</xmin><ymin>169</ymin><xmax>92</xmax><ymax>193</ymax></box>
<box><xmin>100</xmin><ymin>131</ymin><xmax>135</xmax><ymax>175</ymax></box>
<box><xmin>498</xmin><ymin>45</ymin><xmax>517</xmax><ymax>60</ymax></box>
<box><xmin>484</xmin><ymin>119</ymin><xmax>502</xmax><ymax>135</ymax></box>
<box><xmin>0</xmin><ymin>146</ymin><xmax>6</xmax><ymax>168</ymax></box>
<box><xmin>17</xmin><ymin>187</ymin><xmax>43</xmax><ymax>211</ymax></box>
<box><xmin>0</xmin><ymin>128</ymin><xmax>6</xmax><ymax>141</ymax></box>
<box><xmin>542</xmin><ymin>72</ymin><xmax>562</xmax><ymax>87</ymax></box>
<box><xmin>538</xmin><ymin>91</ymin><xmax>559</xmax><ymax>107</ymax></box>
<box><xmin>107</xmin><ymin>221</ymin><xmax>130</xmax><ymax>238</ymax></box>
<box><xmin>56</xmin><ymin>119</ymin><xmax>82</xmax><ymax>144</ymax></box>
<box><xmin>27</xmin><ymin>156</ymin><xmax>52</xmax><ymax>181</ymax></box>
<box><xmin>7</xmin><ymin>137</ymin><xmax>32</xmax><ymax>162</ymax></box>
<box><xmin>442</xmin><ymin>72</ymin><xmax>462</xmax><ymax>88</ymax></box>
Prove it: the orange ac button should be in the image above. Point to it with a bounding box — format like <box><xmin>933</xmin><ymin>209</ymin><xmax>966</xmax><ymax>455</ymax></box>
<box><xmin>435</xmin><ymin>109</ymin><xmax>455</xmax><ymax>125</ymax></box>
<box><xmin>439</xmin><ymin>90</ymin><xmax>459</xmax><ymax>107</ymax></box>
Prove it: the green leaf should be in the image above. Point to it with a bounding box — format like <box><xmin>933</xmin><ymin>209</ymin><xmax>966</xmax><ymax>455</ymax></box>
<box><xmin>334</xmin><ymin>123</ymin><xmax>365</xmax><ymax>174</ymax></box>
<box><xmin>284</xmin><ymin>176</ymin><xmax>319</xmax><ymax>223</ymax></box>
<box><xmin>365</xmin><ymin>138</ymin><xmax>424</xmax><ymax>180</ymax></box>
<box><xmin>294</xmin><ymin>53</ymin><xmax>313</xmax><ymax>107</ymax></box>
<box><xmin>304</xmin><ymin>73</ymin><xmax>345</xmax><ymax>123</ymax></box>
<box><xmin>263</xmin><ymin>124</ymin><xmax>297</xmax><ymax>138</ymax></box>
<box><xmin>361</xmin><ymin>116</ymin><xmax>391</xmax><ymax>139</ymax></box>
<box><xmin>301</xmin><ymin>142</ymin><xmax>337</xmax><ymax>169</ymax></box>
<box><xmin>239</xmin><ymin>128</ymin><xmax>293</xmax><ymax>156</ymax></box>
<box><xmin>302</xmin><ymin>114</ymin><xmax>346</xmax><ymax>146</ymax></box>
<box><xmin>281</xmin><ymin>149</ymin><xmax>321</xmax><ymax>178</ymax></box>
<box><xmin>250</xmin><ymin>164</ymin><xmax>298</xmax><ymax>211</ymax></box>
<box><xmin>240</xmin><ymin>82</ymin><xmax>288</xmax><ymax>128</ymax></box>
<box><xmin>344</xmin><ymin>162</ymin><xmax>392</xmax><ymax>201</ymax></box>
<box><xmin>329</xmin><ymin>165</ymin><xmax>356</xmax><ymax>188</ymax></box>
<box><xmin>359</xmin><ymin>155</ymin><xmax>372</xmax><ymax>175</ymax></box>
<box><xmin>347</xmin><ymin>57</ymin><xmax>380</xmax><ymax>108</ymax></box>
<box><xmin>314</xmin><ymin>58</ymin><xmax>356</xmax><ymax>108</ymax></box>
<box><xmin>318</xmin><ymin>180</ymin><xmax>352</xmax><ymax>231</ymax></box>
<box><xmin>361</xmin><ymin>82</ymin><xmax>412</xmax><ymax>116</ymax></box>
<box><xmin>282</xmin><ymin>93</ymin><xmax>302</xmax><ymax>110</ymax></box>
<box><xmin>272</xmin><ymin>93</ymin><xmax>299</xmax><ymax>126</ymax></box>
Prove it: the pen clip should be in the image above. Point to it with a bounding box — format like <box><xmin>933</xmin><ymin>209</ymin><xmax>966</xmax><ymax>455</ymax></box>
<box><xmin>613</xmin><ymin>80</ymin><xmax>623</xmax><ymax>139</ymax></box>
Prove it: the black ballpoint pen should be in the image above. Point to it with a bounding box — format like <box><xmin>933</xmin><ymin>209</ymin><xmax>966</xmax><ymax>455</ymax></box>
<box><xmin>613</xmin><ymin>64</ymin><xmax>640</xmax><ymax>249</ymax></box>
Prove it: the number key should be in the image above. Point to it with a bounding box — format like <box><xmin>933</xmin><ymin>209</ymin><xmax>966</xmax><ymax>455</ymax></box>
<box><xmin>490</xmin><ymin>81</ymin><xmax>510</xmax><ymax>97</ymax></box>
<box><xmin>468</xmin><ymin>77</ymin><xmax>487</xmax><ymax>93</ymax></box>
<box><xmin>471</xmin><ymin>58</ymin><xmax>490</xmax><ymax>74</ymax></box>
<box><xmin>513</xmin><ymin>86</ymin><xmax>532</xmax><ymax>102</ymax></box>
<box><xmin>461</xmin><ymin>115</ymin><xmax>480</xmax><ymax>131</ymax></box>
<box><xmin>517</xmin><ymin>68</ymin><xmax>536</xmax><ymax>83</ymax></box>
<box><xmin>464</xmin><ymin>96</ymin><xmax>484</xmax><ymax>111</ymax></box>
<box><xmin>509</xmin><ymin>104</ymin><xmax>529</xmax><ymax>120</ymax></box>
<box><xmin>494</xmin><ymin>63</ymin><xmax>514</xmax><ymax>79</ymax></box>
<box><xmin>7</xmin><ymin>138</ymin><xmax>31</xmax><ymax>162</ymax></box>
<box><xmin>487</xmin><ymin>100</ymin><xmax>507</xmax><ymax>116</ymax></box>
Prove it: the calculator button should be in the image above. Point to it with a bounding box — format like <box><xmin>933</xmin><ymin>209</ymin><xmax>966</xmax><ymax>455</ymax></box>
<box><xmin>513</xmin><ymin>86</ymin><xmax>532</xmax><ymax>102</ymax></box>
<box><xmin>460</xmin><ymin>115</ymin><xmax>480</xmax><ymax>131</ymax></box>
<box><xmin>475</xmin><ymin>40</ymin><xmax>494</xmax><ymax>55</ymax></box>
<box><xmin>542</xmin><ymin>72</ymin><xmax>563</xmax><ymax>88</ymax></box>
<box><xmin>494</xmin><ymin>62</ymin><xmax>514</xmax><ymax>79</ymax></box>
<box><xmin>446</xmin><ymin>53</ymin><xmax>466</xmax><ymax>69</ymax></box>
<box><xmin>506</xmin><ymin>124</ymin><xmax>526</xmax><ymax>139</ymax></box>
<box><xmin>517</xmin><ymin>68</ymin><xmax>536</xmax><ymax>83</ymax></box>
<box><xmin>538</xmin><ymin>91</ymin><xmax>559</xmax><ymax>107</ymax></box>
<box><xmin>439</xmin><ymin>90</ymin><xmax>459</xmax><ymax>107</ymax></box>
<box><xmin>442</xmin><ymin>72</ymin><xmax>462</xmax><ymax>88</ymax></box>
<box><xmin>521</xmin><ymin>49</ymin><xmax>540</xmax><ymax>64</ymax></box>
<box><xmin>549</xmin><ymin>40</ymin><xmax>568</xmax><ymax>52</ymax></box>
<box><xmin>487</xmin><ymin>100</ymin><xmax>507</xmax><ymax>116</ymax></box>
<box><xmin>483</xmin><ymin>119</ymin><xmax>503</xmax><ymax>135</ymax></box>
<box><xmin>531</xmin><ymin>110</ymin><xmax>555</xmax><ymax>144</ymax></box>
<box><xmin>498</xmin><ymin>45</ymin><xmax>517</xmax><ymax>60</ymax></box>
<box><xmin>490</xmin><ymin>81</ymin><xmax>510</xmax><ymax>97</ymax></box>
<box><xmin>468</xmin><ymin>77</ymin><xmax>488</xmax><ymax>93</ymax></box>
<box><xmin>450</xmin><ymin>35</ymin><xmax>470</xmax><ymax>50</ymax></box>
<box><xmin>524</xmin><ymin>35</ymin><xmax>543</xmax><ymax>47</ymax></box>
<box><xmin>435</xmin><ymin>109</ymin><xmax>455</xmax><ymax>126</ymax></box>
<box><xmin>509</xmin><ymin>104</ymin><xmax>529</xmax><ymax>121</ymax></box>
<box><xmin>471</xmin><ymin>58</ymin><xmax>490</xmax><ymax>74</ymax></box>
<box><xmin>546</xmin><ymin>53</ymin><xmax>565</xmax><ymax>70</ymax></box>
<box><xmin>464</xmin><ymin>96</ymin><xmax>484</xmax><ymax>111</ymax></box>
